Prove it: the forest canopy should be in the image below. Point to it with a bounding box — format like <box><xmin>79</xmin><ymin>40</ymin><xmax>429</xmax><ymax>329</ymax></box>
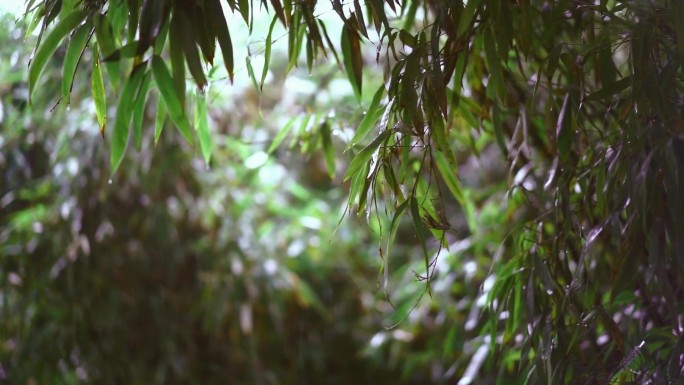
<box><xmin>4</xmin><ymin>0</ymin><xmax>684</xmax><ymax>383</ymax></box>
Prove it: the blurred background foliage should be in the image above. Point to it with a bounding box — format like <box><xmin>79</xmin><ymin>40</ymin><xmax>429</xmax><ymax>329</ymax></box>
<box><xmin>4</xmin><ymin>0</ymin><xmax>684</xmax><ymax>383</ymax></box>
<box><xmin>0</xmin><ymin>12</ymin><xmax>498</xmax><ymax>384</ymax></box>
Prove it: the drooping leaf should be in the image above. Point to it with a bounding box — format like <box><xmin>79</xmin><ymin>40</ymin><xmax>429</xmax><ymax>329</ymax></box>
<box><xmin>341</xmin><ymin>24</ymin><xmax>363</xmax><ymax>100</ymax></box>
<box><xmin>261</xmin><ymin>15</ymin><xmax>278</xmax><ymax>91</ymax></box>
<box><xmin>195</xmin><ymin>92</ymin><xmax>212</xmax><ymax>165</ymax></box>
<box><xmin>61</xmin><ymin>22</ymin><xmax>91</xmax><ymax>103</ymax></box>
<box><xmin>343</xmin><ymin>129</ymin><xmax>391</xmax><ymax>182</ymax></box>
<box><xmin>409</xmin><ymin>196</ymin><xmax>430</xmax><ymax>287</ymax></box>
<box><xmin>168</xmin><ymin>13</ymin><xmax>186</xmax><ymax>101</ymax></box>
<box><xmin>111</xmin><ymin>64</ymin><xmax>146</xmax><ymax>174</ymax></box>
<box><xmin>133</xmin><ymin>71</ymin><xmax>152</xmax><ymax>150</ymax></box>
<box><xmin>138</xmin><ymin>0</ymin><xmax>165</xmax><ymax>55</ymax></box>
<box><xmin>175</xmin><ymin>12</ymin><xmax>207</xmax><ymax>90</ymax></box>
<box><xmin>207</xmin><ymin>0</ymin><xmax>234</xmax><ymax>82</ymax></box>
<box><xmin>154</xmin><ymin>94</ymin><xmax>166</xmax><ymax>145</ymax></box>
<box><xmin>350</xmin><ymin>84</ymin><xmax>385</xmax><ymax>147</ymax></box>
<box><xmin>151</xmin><ymin>55</ymin><xmax>194</xmax><ymax>145</ymax></box>
<box><xmin>91</xmin><ymin>44</ymin><xmax>107</xmax><ymax>137</ymax></box>
<box><xmin>29</xmin><ymin>8</ymin><xmax>88</xmax><ymax>102</ymax></box>
<box><xmin>433</xmin><ymin>148</ymin><xmax>464</xmax><ymax>204</ymax></box>
<box><xmin>320</xmin><ymin>120</ymin><xmax>335</xmax><ymax>177</ymax></box>
<box><xmin>268</xmin><ymin>116</ymin><xmax>297</xmax><ymax>154</ymax></box>
<box><xmin>245</xmin><ymin>56</ymin><xmax>259</xmax><ymax>92</ymax></box>
<box><xmin>556</xmin><ymin>93</ymin><xmax>572</xmax><ymax>163</ymax></box>
<box><xmin>456</xmin><ymin>0</ymin><xmax>481</xmax><ymax>38</ymax></box>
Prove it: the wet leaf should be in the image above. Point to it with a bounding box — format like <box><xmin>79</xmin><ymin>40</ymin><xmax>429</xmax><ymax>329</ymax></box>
<box><xmin>111</xmin><ymin>64</ymin><xmax>146</xmax><ymax>174</ymax></box>
<box><xmin>350</xmin><ymin>85</ymin><xmax>385</xmax><ymax>147</ymax></box>
<box><xmin>92</xmin><ymin>45</ymin><xmax>107</xmax><ymax>137</ymax></box>
<box><xmin>341</xmin><ymin>25</ymin><xmax>363</xmax><ymax>100</ymax></box>
<box><xmin>151</xmin><ymin>55</ymin><xmax>194</xmax><ymax>145</ymax></box>
<box><xmin>61</xmin><ymin>22</ymin><xmax>91</xmax><ymax>103</ymax></box>
<box><xmin>207</xmin><ymin>0</ymin><xmax>234</xmax><ymax>82</ymax></box>
<box><xmin>29</xmin><ymin>9</ymin><xmax>88</xmax><ymax>102</ymax></box>
<box><xmin>343</xmin><ymin>129</ymin><xmax>391</xmax><ymax>182</ymax></box>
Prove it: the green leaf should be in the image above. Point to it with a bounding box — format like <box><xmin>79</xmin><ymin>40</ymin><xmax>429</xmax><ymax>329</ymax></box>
<box><xmin>385</xmin><ymin>198</ymin><xmax>409</xmax><ymax>282</ymax></box>
<box><xmin>484</xmin><ymin>27</ymin><xmax>506</xmax><ymax>99</ymax></box>
<box><xmin>261</xmin><ymin>15</ymin><xmax>278</xmax><ymax>91</ymax></box>
<box><xmin>61</xmin><ymin>22</ymin><xmax>91</xmax><ymax>103</ymax></box>
<box><xmin>268</xmin><ymin>116</ymin><xmax>297</xmax><ymax>153</ymax></box>
<box><xmin>151</xmin><ymin>55</ymin><xmax>194</xmax><ymax>145</ymax></box>
<box><xmin>133</xmin><ymin>71</ymin><xmax>152</xmax><ymax>150</ymax></box>
<box><xmin>343</xmin><ymin>129</ymin><xmax>391</xmax><ymax>182</ymax></box>
<box><xmin>154</xmin><ymin>94</ymin><xmax>166</xmax><ymax>145</ymax></box>
<box><xmin>433</xmin><ymin>148</ymin><xmax>464</xmax><ymax>204</ymax></box>
<box><xmin>138</xmin><ymin>0</ymin><xmax>165</xmax><ymax>54</ymax></box>
<box><xmin>92</xmin><ymin>44</ymin><xmax>107</xmax><ymax>138</ymax></box>
<box><xmin>168</xmin><ymin>12</ymin><xmax>186</xmax><ymax>102</ymax></box>
<box><xmin>556</xmin><ymin>93</ymin><xmax>572</xmax><ymax>163</ymax></box>
<box><xmin>175</xmin><ymin>13</ymin><xmax>207</xmax><ymax>89</ymax></box>
<box><xmin>409</xmin><ymin>196</ymin><xmax>430</xmax><ymax>286</ymax></box>
<box><xmin>350</xmin><ymin>85</ymin><xmax>385</xmax><ymax>147</ymax></box>
<box><xmin>245</xmin><ymin>56</ymin><xmax>259</xmax><ymax>92</ymax></box>
<box><xmin>457</xmin><ymin>0</ymin><xmax>481</xmax><ymax>38</ymax></box>
<box><xmin>111</xmin><ymin>64</ymin><xmax>146</xmax><ymax>174</ymax></box>
<box><xmin>195</xmin><ymin>92</ymin><xmax>212</xmax><ymax>165</ymax></box>
<box><xmin>207</xmin><ymin>0</ymin><xmax>234</xmax><ymax>82</ymax></box>
<box><xmin>320</xmin><ymin>120</ymin><xmax>335</xmax><ymax>177</ymax></box>
<box><xmin>29</xmin><ymin>9</ymin><xmax>88</xmax><ymax>102</ymax></box>
<box><xmin>341</xmin><ymin>25</ymin><xmax>363</xmax><ymax>100</ymax></box>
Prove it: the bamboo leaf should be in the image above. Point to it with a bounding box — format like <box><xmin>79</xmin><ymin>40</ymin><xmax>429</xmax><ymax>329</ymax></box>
<box><xmin>320</xmin><ymin>120</ymin><xmax>335</xmax><ymax>177</ymax></box>
<box><xmin>484</xmin><ymin>27</ymin><xmax>505</xmax><ymax>99</ymax></box>
<box><xmin>350</xmin><ymin>84</ymin><xmax>385</xmax><ymax>147</ymax></box>
<box><xmin>207</xmin><ymin>0</ymin><xmax>234</xmax><ymax>82</ymax></box>
<box><xmin>245</xmin><ymin>56</ymin><xmax>259</xmax><ymax>92</ymax></box>
<box><xmin>556</xmin><ymin>93</ymin><xmax>572</xmax><ymax>163</ymax></box>
<box><xmin>341</xmin><ymin>25</ymin><xmax>363</xmax><ymax>100</ymax></box>
<box><xmin>261</xmin><ymin>15</ymin><xmax>278</xmax><ymax>91</ymax></box>
<box><xmin>92</xmin><ymin>44</ymin><xmax>107</xmax><ymax>138</ymax></box>
<box><xmin>268</xmin><ymin>116</ymin><xmax>297</xmax><ymax>153</ymax></box>
<box><xmin>154</xmin><ymin>94</ymin><xmax>166</xmax><ymax>145</ymax></box>
<box><xmin>133</xmin><ymin>71</ymin><xmax>152</xmax><ymax>150</ymax></box>
<box><xmin>111</xmin><ymin>64</ymin><xmax>146</xmax><ymax>174</ymax></box>
<box><xmin>61</xmin><ymin>22</ymin><xmax>91</xmax><ymax>103</ymax></box>
<box><xmin>343</xmin><ymin>129</ymin><xmax>391</xmax><ymax>182</ymax></box>
<box><xmin>433</xmin><ymin>148</ymin><xmax>464</xmax><ymax>204</ymax></box>
<box><xmin>457</xmin><ymin>0</ymin><xmax>481</xmax><ymax>38</ymax></box>
<box><xmin>151</xmin><ymin>55</ymin><xmax>194</xmax><ymax>145</ymax></box>
<box><xmin>138</xmin><ymin>0</ymin><xmax>165</xmax><ymax>55</ymax></box>
<box><xmin>168</xmin><ymin>14</ymin><xmax>186</xmax><ymax>102</ymax></box>
<box><xmin>29</xmin><ymin>9</ymin><xmax>88</xmax><ymax>102</ymax></box>
<box><xmin>176</xmin><ymin>12</ymin><xmax>207</xmax><ymax>89</ymax></box>
<box><xmin>410</xmin><ymin>196</ymin><xmax>430</xmax><ymax>286</ymax></box>
<box><xmin>195</xmin><ymin>92</ymin><xmax>212</xmax><ymax>165</ymax></box>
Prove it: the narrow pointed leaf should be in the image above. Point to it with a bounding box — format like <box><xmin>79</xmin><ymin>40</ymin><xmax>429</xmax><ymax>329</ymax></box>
<box><xmin>195</xmin><ymin>92</ymin><xmax>212</xmax><ymax>165</ymax></box>
<box><xmin>268</xmin><ymin>116</ymin><xmax>297</xmax><ymax>153</ymax></box>
<box><xmin>133</xmin><ymin>71</ymin><xmax>152</xmax><ymax>150</ymax></box>
<box><xmin>111</xmin><ymin>64</ymin><xmax>146</xmax><ymax>174</ymax></box>
<box><xmin>343</xmin><ymin>129</ymin><xmax>391</xmax><ymax>182</ymax></box>
<box><xmin>341</xmin><ymin>25</ymin><xmax>363</xmax><ymax>100</ymax></box>
<box><xmin>261</xmin><ymin>15</ymin><xmax>278</xmax><ymax>90</ymax></box>
<box><xmin>61</xmin><ymin>22</ymin><xmax>91</xmax><ymax>103</ymax></box>
<box><xmin>92</xmin><ymin>45</ymin><xmax>107</xmax><ymax>137</ymax></box>
<box><xmin>154</xmin><ymin>94</ymin><xmax>166</xmax><ymax>145</ymax></box>
<box><xmin>207</xmin><ymin>0</ymin><xmax>234</xmax><ymax>82</ymax></box>
<box><xmin>350</xmin><ymin>84</ymin><xmax>385</xmax><ymax>146</ymax></box>
<box><xmin>29</xmin><ymin>9</ymin><xmax>88</xmax><ymax>102</ymax></box>
<box><xmin>410</xmin><ymin>196</ymin><xmax>430</xmax><ymax>285</ymax></box>
<box><xmin>151</xmin><ymin>55</ymin><xmax>194</xmax><ymax>145</ymax></box>
<box><xmin>320</xmin><ymin>120</ymin><xmax>335</xmax><ymax>177</ymax></box>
